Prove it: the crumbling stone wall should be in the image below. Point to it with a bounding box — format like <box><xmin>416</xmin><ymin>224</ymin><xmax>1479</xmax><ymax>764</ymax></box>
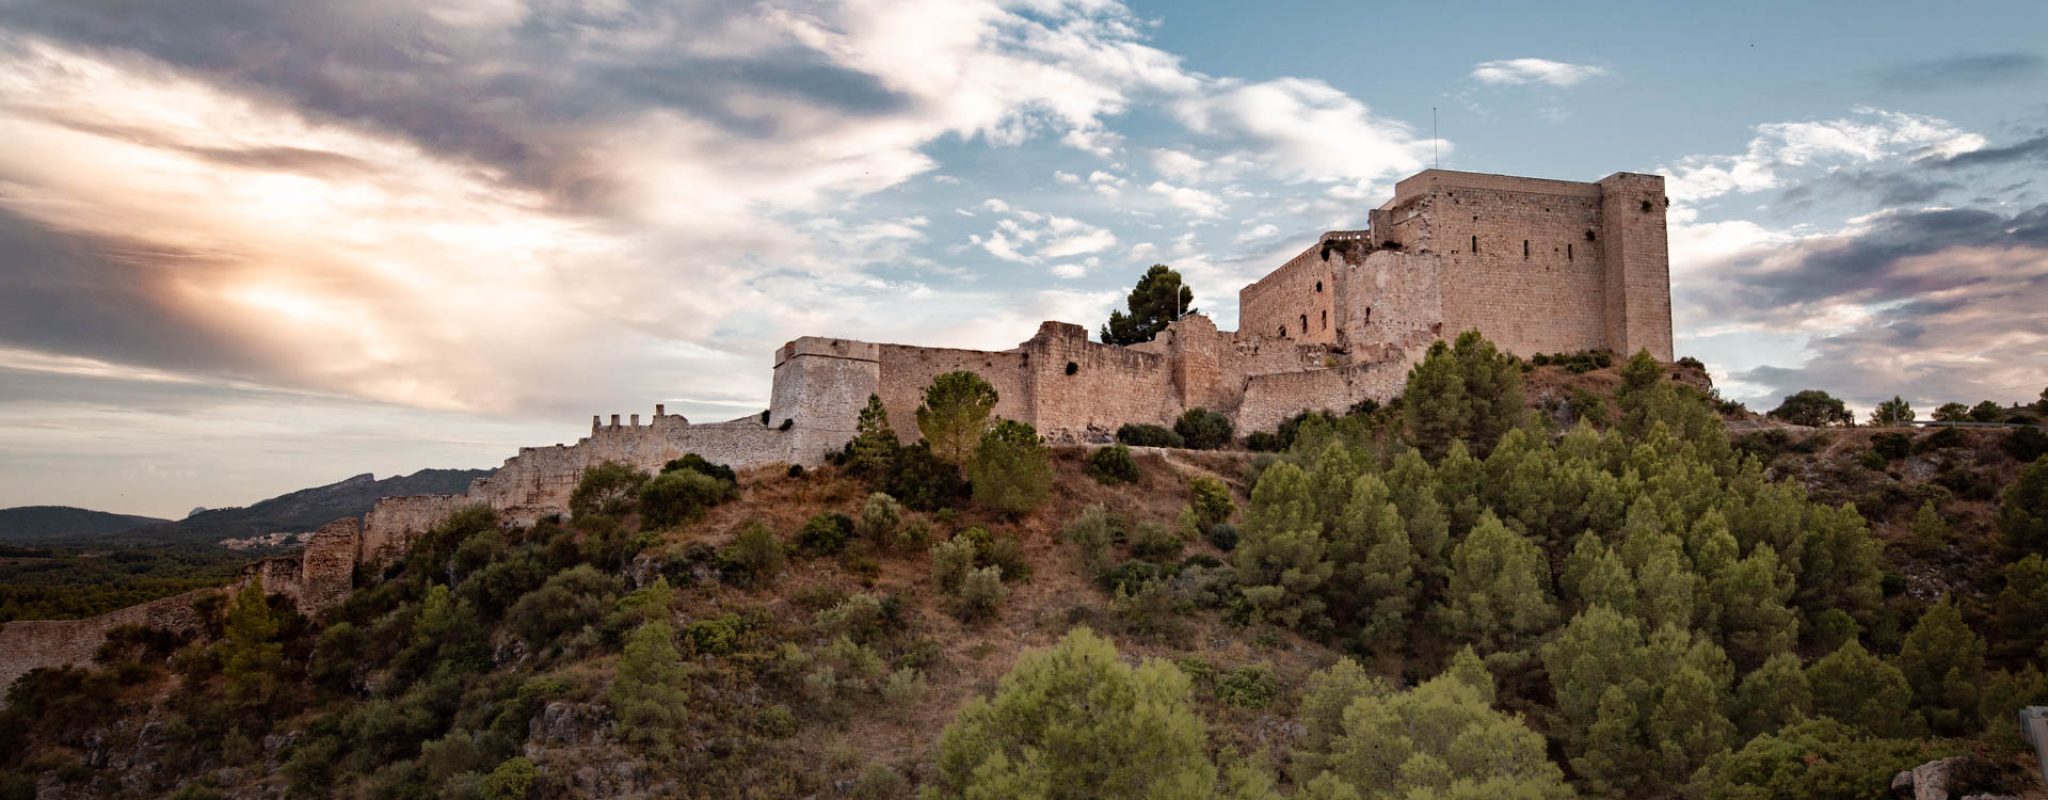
<box><xmin>466</xmin><ymin>414</ymin><xmax>797</xmax><ymax>523</ymax></box>
<box><xmin>0</xmin><ymin>589</ymin><xmax>214</xmax><ymax>696</ymax></box>
<box><xmin>362</xmin><ymin>493</ymin><xmax>470</xmax><ymax>567</ymax></box>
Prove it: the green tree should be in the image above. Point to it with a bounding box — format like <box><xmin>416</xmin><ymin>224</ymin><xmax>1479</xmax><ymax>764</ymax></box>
<box><xmin>1909</xmin><ymin>502</ymin><xmax>1949</xmax><ymax>557</ymax></box>
<box><xmin>1101</xmin><ymin>264</ymin><xmax>1195</xmax><ymax>346</ymax></box>
<box><xmin>1732</xmin><ymin>652</ymin><xmax>1811</xmax><ymax>738</ymax></box>
<box><xmin>1174</xmin><ymin>408</ymin><xmax>1234</xmax><ymax>450</ymax></box>
<box><xmin>1706</xmin><ymin>718</ymin><xmax>1932</xmax><ymax>800</ymax></box>
<box><xmin>1868</xmin><ymin>396</ymin><xmax>1915</xmax><ymax>427</ymax></box>
<box><xmin>481</xmin><ymin>757</ymin><xmax>537</xmax><ymax>800</ymax></box>
<box><xmin>569</xmin><ymin>461</ymin><xmax>649</xmax><ymax>517</ymax></box>
<box><xmin>1233</xmin><ymin>462</ymin><xmax>1332</xmax><ymax>628</ymax></box>
<box><xmin>969</xmin><ymin>419</ymin><xmax>1053</xmax><ymax>514</ymax></box>
<box><xmin>928</xmin><ymin>628</ymin><xmax>1218</xmax><ymax>799</ymax></box>
<box><xmin>1290</xmin><ymin>659</ymin><xmax>1389</xmax><ymax>782</ymax></box>
<box><xmin>1440</xmin><ymin>511</ymin><xmax>1555</xmax><ymax>653</ymax></box>
<box><xmin>1402</xmin><ymin>331</ymin><xmax>1526</xmax><ymax>459</ymax></box>
<box><xmin>1704</xmin><ymin>545</ymin><xmax>1798</xmax><ymax>672</ymax></box>
<box><xmin>1931</xmin><ymin>402</ymin><xmax>1971</xmax><ymax>423</ymax></box>
<box><xmin>2000</xmin><ymin>456</ymin><xmax>2048</xmax><ymax>554</ymax></box>
<box><xmin>1893</xmin><ymin>597</ymin><xmax>1985</xmax><ymax>735</ymax></box>
<box><xmin>848</xmin><ymin>394</ymin><xmax>900</xmax><ymax>475</ymax></box>
<box><xmin>1994</xmin><ymin>554</ymin><xmax>2048</xmax><ymax>659</ymax></box>
<box><xmin>638</xmin><ymin>468</ymin><xmax>736</xmax><ymax>529</ymax></box>
<box><xmin>1969</xmin><ymin>400</ymin><xmax>2006</xmax><ymax>422</ymax></box>
<box><xmin>1765</xmin><ymin>390</ymin><xmax>1853</xmax><ymax>427</ymax></box>
<box><xmin>917</xmin><ymin>371</ymin><xmax>1000</xmax><ymax>465</ymax></box>
<box><xmin>1805</xmin><ymin>640</ymin><xmax>1918</xmax><ymax>738</ymax></box>
<box><xmin>220</xmin><ymin>581</ymin><xmax>282</xmax><ymax>706</ymax></box>
<box><xmin>1541</xmin><ymin>606</ymin><xmax>1735</xmax><ymax>797</ymax></box>
<box><xmin>1301</xmin><ymin>662</ymin><xmax>1571</xmax><ymax>800</ymax></box>
<box><xmin>611</xmin><ymin>618</ymin><xmax>690</xmax><ymax>750</ymax></box>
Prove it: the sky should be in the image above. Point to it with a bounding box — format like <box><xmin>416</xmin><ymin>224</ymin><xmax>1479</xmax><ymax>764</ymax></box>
<box><xmin>1</xmin><ymin>0</ymin><xmax>2045</xmax><ymax>518</ymax></box>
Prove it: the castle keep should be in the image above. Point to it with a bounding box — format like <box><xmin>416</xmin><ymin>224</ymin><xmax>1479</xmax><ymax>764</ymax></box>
<box><xmin>0</xmin><ymin>168</ymin><xmax>1673</xmax><ymax>692</ymax></box>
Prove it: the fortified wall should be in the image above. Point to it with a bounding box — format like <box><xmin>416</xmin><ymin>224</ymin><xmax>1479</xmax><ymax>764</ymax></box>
<box><xmin>0</xmin><ymin>169</ymin><xmax>1674</xmax><ymax>696</ymax></box>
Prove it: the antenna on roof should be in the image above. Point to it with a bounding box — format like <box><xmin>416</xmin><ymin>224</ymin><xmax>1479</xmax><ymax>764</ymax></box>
<box><xmin>1432</xmin><ymin>106</ymin><xmax>1439</xmax><ymax>170</ymax></box>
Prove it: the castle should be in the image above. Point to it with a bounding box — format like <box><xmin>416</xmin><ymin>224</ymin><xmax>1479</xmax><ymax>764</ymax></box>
<box><xmin>0</xmin><ymin>169</ymin><xmax>1673</xmax><ymax>690</ymax></box>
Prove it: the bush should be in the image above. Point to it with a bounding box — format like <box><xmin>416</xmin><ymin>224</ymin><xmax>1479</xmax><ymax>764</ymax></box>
<box><xmin>1767</xmin><ymin>390</ymin><xmax>1854</xmax><ymax>427</ymax></box>
<box><xmin>1215</xmin><ymin>665</ymin><xmax>1277</xmax><ymax>709</ymax></box>
<box><xmin>957</xmin><ymin>566</ymin><xmax>1007</xmax><ymax>622</ymax></box>
<box><xmin>681</xmin><ymin>613</ymin><xmax>745</xmax><ymax>656</ymax></box>
<box><xmin>480</xmin><ymin>757</ymin><xmax>537</xmax><ymax>800</ymax></box>
<box><xmin>1116</xmin><ymin>423</ymin><xmax>1184</xmax><ymax>448</ymax></box>
<box><xmin>880</xmin><ymin>443</ymin><xmax>967</xmax><ymax>512</ymax></box>
<box><xmin>796</xmin><ymin>513</ymin><xmax>856</xmax><ymax>555</ymax></box>
<box><xmin>756</xmin><ymin>705</ymin><xmax>798</xmax><ymax>738</ymax></box>
<box><xmin>930</xmin><ymin>538</ymin><xmax>976</xmax><ymax>594</ymax></box>
<box><xmin>970</xmin><ymin>420</ymin><xmax>1053</xmax><ymax>514</ymax></box>
<box><xmin>850</xmin><ymin>764</ymin><xmax>909</xmax><ymax>800</ymax></box>
<box><xmin>1243</xmin><ymin>431</ymin><xmax>1284</xmax><ymax>452</ymax></box>
<box><xmin>1174</xmin><ymin>408</ymin><xmax>1234</xmax><ymax>450</ymax></box>
<box><xmin>2005</xmin><ymin>427</ymin><xmax>2048</xmax><ymax>463</ymax></box>
<box><xmin>1205</xmin><ymin>523</ymin><xmax>1240</xmax><ymax>552</ymax></box>
<box><xmin>816</xmin><ymin>594</ymin><xmax>887</xmax><ymax>643</ymax></box>
<box><xmin>1064</xmin><ymin>506</ymin><xmax>1117</xmax><ymax>578</ymax></box>
<box><xmin>1871</xmin><ymin>432</ymin><xmax>1912</xmax><ymax>461</ymax></box>
<box><xmin>1916</xmin><ymin>426</ymin><xmax>1967</xmax><ymax>453</ymax></box>
<box><xmin>637</xmin><ymin>469</ymin><xmax>737</xmax><ymax>528</ymax></box>
<box><xmin>1188</xmin><ymin>476</ymin><xmax>1234</xmax><ymax>528</ymax></box>
<box><xmin>718</xmin><ymin>523</ymin><xmax>785</xmax><ymax>588</ymax></box>
<box><xmin>1087</xmin><ymin>444</ymin><xmax>1141</xmax><ymax>484</ymax></box>
<box><xmin>1129</xmin><ymin>523</ymin><xmax>1185</xmax><ymax>562</ymax></box>
<box><xmin>661</xmin><ymin>453</ymin><xmax>736</xmax><ymax>485</ymax></box>
<box><xmin>569</xmin><ymin>462</ymin><xmax>649</xmax><ymax>517</ymax></box>
<box><xmin>856</xmin><ymin>493</ymin><xmax>905</xmax><ymax>549</ymax></box>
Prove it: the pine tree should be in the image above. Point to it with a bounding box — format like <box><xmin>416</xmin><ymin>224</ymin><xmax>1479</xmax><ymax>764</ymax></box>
<box><xmin>928</xmin><ymin>628</ymin><xmax>1217</xmax><ymax>799</ymax></box>
<box><xmin>1732</xmin><ymin>652</ymin><xmax>1811</xmax><ymax>738</ymax></box>
<box><xmin>916</xmin><ymin>371</ymin><xmax>999</xmax><ymax>465</ymax></box>
<box><xmin>848</xmin><ymin>394</ymin><xmax>899</xmax><ymax>475</ymax></box>
<box><xmin>969</xmin><ymin>419</ymin><xmax>1052</xmax><ymax>514</ymax></box>
<box><xmin>1706</xmin><ymin>545</ymin><xmax>1798</xmax><ymax>673</ymax></box>
<box><xmin>1869</xmin><ymin>395</ymin><xmax>1915</xmax><ymax>427</ymax></box>
<box><xmin>1541</xmin><ymin>606</ymin><xmax>1735</xmax><ymax>797</ymax></box>
<box><xmin>1101</xmin><ymin>264</ymin><xmax>1196</xmax><ymax>345</ymax></box>
<box><xmin>1994</xmin><ymin>554</ymin><xmax>2048</xmax><ymax>659</ymax></box>
<box><xmin>1806</xmin><ymin>640</ymin><xmax>1918</xmax><ymax>738</ymax></box>
<box><xmin>1893</xmin><ymin>597</ymin><xmax>1985</xmax><ymax>735</ymax></box>
<box><xmin>1305</xmin><ymin>661</ymin><xmax>1571</xmax><ymax>800</ymax></box>
<box><xmin>220</xmin><ymin>581</ymin><xmax>282</xmax><ymax>707</ymax></box>
<box><xmin>1560</xmin><ymin>535</ymin><xmax>1637</xmax><ymax>617</ymax></box>
<box><xmin>1441</xmin><ymin>511</ymin><xmax>1555</xmax><ymax>653</ymax></box>
<box><xmin>1291</xmin><ymin>659</ymin><xmax>1389</xmax><ymax>783</ymax></box>
<box><xmin>611</xmin><ymin>618</ymin><xmax>690</xmax><ymax>750</ymax></box>
<box><xmin>1402</xmin><ymin>331</ymin><xmax>1525</xmax><ymax>459</ymax></box>
<box><xmin>1234</xmin><ymin>461</ymin><xmax>1332</xmax><ymax>628</ymax></box>
<box><xmin>1999</xmin><ymin>456</ymin><xmax>2048</xmax><ymax>555</ymax></box>
<box><xmin>1909</xmin><ymin>501</ymin><xmax>1949</xmax><ymax>557</ymax></box>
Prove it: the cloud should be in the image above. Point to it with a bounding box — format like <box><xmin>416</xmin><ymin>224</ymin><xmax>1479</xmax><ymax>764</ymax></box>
<box><xmin>1147</xmin><ymin>181</ymin><xmax>1226</xmax><ymax>218</ymax></box>
<box><xmin>971</xmin><ymin>204</ymin><xmax>1117</xmax><ymax>262</ymax></box>
<box><xmin>1470</xmin><ymin>58</ymin><xmax>1610</xmax><ymax>87</ymax></box>
<box><xmin>1876</xmin><ymin>52</ymin><xmax>2046</xmax><ymax>93</ymax></box>
<box><xmin>1169</xmin><ymin>77</ymin><xmax>1436</xmax><ymax>187</ymax></box>
<box><xmin>1661</xmin><ymin>108</ymin><xmax>1986</xmax><ymax>203</ymax></box>
<box><xmin>1150</xmin><ymin>148</ymin><xmax>1208</xmax><ymax>181</ymax></box>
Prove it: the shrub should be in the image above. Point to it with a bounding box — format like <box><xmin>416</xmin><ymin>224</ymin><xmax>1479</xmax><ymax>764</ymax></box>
<box><xmin>1869</xmin><ymin>396</ymin><xmax>1916</xmax><ymax>427</ymax></box>
<box><xmin>1243</xmin><ymin>431</ymin><xmax>1284</xmax><ymax>452</ymax></box>
<box><xmin>1110</xmin><ymin>578</ymin><xmax>1184</xmax><ymax>640</ymax></box>
<box><xmin>957</xmin><ymin>566</ymin><xmax>1007</xmax><ymax>622</ymax></box>
<box><xmin>880</xmin><ymin>443</ymin><xmax>967</xmax><ymax>512</ymax></box>
<box><xmin>1970</xmin><ymin>401</ymin><xmax>2006</xmax><ymax>422</ymax></box>
<box><xmin>856</xmin><ymin>493</ymin><xmax>905</xmax><ymax>549</ymax></box>
<box><xmin>637</xmin><ymin>469</ymin><xmax>736</xmax><ymax>528</ymax></box>
<box><xmin>569</xmin><ymin>461</ymin><xmax>649</xmax><ymax>517</ymax></box>
<box><xmin>796</xmin><ymin>513</ymin><xmax>856</xmax><ymax>555</ymax></box>
<box><xmin>661</xmin><ymin>453</ymin><xmax>736</xmax><ymax>485</ymax></box>
<box><xmin>1129</xmin><ymin>523</ymin><xmax>1185</xmax><ymax>562</ymax></box>
<box><xmin>1767</xmin><ymin>390</ymin><xmax>1854</xmax><ymax>427</ymax></box>
<box><xmin>1916</xmin><ymin>426</ymin><xmax>1967</xmax><ymax>453</ymax></box>
<box><xmin>850</xmin><ymin>764</ymin><xmax>909</xmax><ymax>800</ymax></box>
<box><xmin>1188</xmin><ymin>476</ymin><xmax>1234</xmax><ymax>528</ymax></box>
<box><xmin>1087</xmin><ymin>444</ymin><xmax>1141</xmax><ymax>484</ymax></box>
<box><xmin>1064</xmin><ymin>506</ymin><xmax>1117</xmax><ymax>578</ymax></box>
<box><xmin>1871</xmin><ymin>432</ymin><xmax>1912</xmax><ymax>461</ymax></box>
<box><xmin>718</xmin><ymin>523</ymin><xmax>785</xmax><ymax>588</ymax></box>
<box><xmin>681</xmin><ymin>613</ymin><xmax>745</xmax><ymax>656</ymax></box>
<box><xmin>2003</xmin><ymin>457</ymin><xmax>2048</xmax><ymax>555</ymax></box>
<box><xmin>1174</xmin><ymin>408</ymin><xmax>1234</xmax><ymax>450</ymax></box>
<box><xmin>480</xmin><ymin>757</ymin><xmax>537</xmax><ymax>800</ymax></box>
<box><xmin>980</xmin><ymin>530</ymin><xmax>1032</xmax><ymax>582</ymax></box>
<box><xmin>1116</xmin><ymin>423</ymin><xmax>1184</xmax><ymax>448</ymax></box>
<box><xmin>2005</xmin><ymin>427</ymin><xmax>2048</xmax><ymax>463</ymax></box>
<box><xmin>1215</xmin><ymin>665</ymin><xmax>1276</xmax><ymax>709</ymax></box>
<box><xmin>816</xmin><ymin>593</ymin><xmax>887</xmax><ymax>643</ymax></box>
<box><xmin>1205</xmin><ymin>523</ymin><xmax>1240</xmax><ymax>552</ymax></box>
<box><xmin>930</xmin><ymin>538</ymin><xmax>976</xmax><ymax>594</ymax></box>
<box><xmin>756</xmin><ymin>705</ymin><xmax>798</xmax><ymax>738</ymax></box>
<box><xmin>970</xmin><ymin>419</ymin><xmax>1053</xmax><ymax>514</ymax></box>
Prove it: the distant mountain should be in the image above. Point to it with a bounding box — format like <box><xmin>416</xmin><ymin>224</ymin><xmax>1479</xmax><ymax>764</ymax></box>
<box><xmin>0</xmin><ymin>506</ymin><xmax>170</xmax><ymax>542</ymax></box>
<box><xmin>99</xmin><ymin>469</ymin><xmax>491</xmax><ymax>548</ymax></box>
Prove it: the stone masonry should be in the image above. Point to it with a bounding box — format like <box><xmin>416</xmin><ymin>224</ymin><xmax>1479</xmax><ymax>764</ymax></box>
<box><xmin>0</xmin><ymin>169</ymin><xmax>1673</xmax><ymax>696</ymax></box>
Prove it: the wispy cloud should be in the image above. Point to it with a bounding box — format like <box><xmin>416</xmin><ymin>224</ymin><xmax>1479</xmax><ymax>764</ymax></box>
<box><xmin>1469</xmin><ymin>58</ymin><xmax>1610</xmax><ymax>87</ymax></box>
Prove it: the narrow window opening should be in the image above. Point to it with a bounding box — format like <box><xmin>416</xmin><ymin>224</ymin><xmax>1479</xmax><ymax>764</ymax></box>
<box><xmin>1278</xmin><ymin>326</ymin><xmax>1286</xmax><ymax>338</ymax></box>
<box><xmin>1300</xmin><ymin>314</ymin><xmax>1308</xmax><ymax>334</ymax></box>
<box><xmin>1364</xmin><ymin>307</ymin><xmax>1373</xmax><ymax>324</ymax></box>
<box><xmin>1523</xmin><ymin>240</ymin><xmax>1530</xmax><ymax>259</ymax></box>
<box><xmin>1321</xmin><ymin>310</ymin><xmax>1328</xmax><ymax>329</ymax></box>
<box><xmin>1315</xmin><ymin>280</ymin><xmax>1323</xmax><ymax>292</ymax></box>
<box><xmin>1470</xmin><ymin>235</ymin><xmax>1478</xmax><ymax>253</ymax></box>
<box><xmin>1567</xmin><ymin>243</ymin><xmax>1574</xmax><ymax>261</ymax></box>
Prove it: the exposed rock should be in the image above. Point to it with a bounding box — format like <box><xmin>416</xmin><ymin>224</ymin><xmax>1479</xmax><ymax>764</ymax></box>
<box><xmin>1893</xmin><ymin>756</ymin><xmax>1965</xmax><ymax>800</ymax></box>
<box><xmin>528</xmin><ymin>701</ymin><xmax>615</xmax><ymax>749</ymax></box>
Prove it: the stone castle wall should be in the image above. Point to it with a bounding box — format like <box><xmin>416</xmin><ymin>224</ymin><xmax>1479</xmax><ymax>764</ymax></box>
<box><xmin>1239</xmin><ymin>236</ymin><xmax>1347</xmax><ymax>345</ymax></box>
<box><xmin>0</xmin><ymin>589</ymin><xmax>215</xmax><ymax>696</ymax></box>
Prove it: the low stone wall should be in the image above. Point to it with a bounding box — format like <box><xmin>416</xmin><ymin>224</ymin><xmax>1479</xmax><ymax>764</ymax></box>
<box><xmin>1236</xmin><ymin>359</ymin><xmax>1410</xmax><ymax>435</ymax></box>
<box><xmin>0</xmin><ymin>589</ymin><xmax>217</xmax><ymax>695</ymax></box>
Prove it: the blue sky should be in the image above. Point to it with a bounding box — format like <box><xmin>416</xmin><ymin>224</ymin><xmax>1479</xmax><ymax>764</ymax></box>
<box><xmin>0</xmin><ymin>0</ymin><xmax>2043</xmax><ymax>517</ymax></box>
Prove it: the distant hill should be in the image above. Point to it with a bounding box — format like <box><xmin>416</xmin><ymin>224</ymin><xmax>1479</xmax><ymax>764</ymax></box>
<box><xmin>0</xmin><ymin>506</ymin><xmax>169</xmax><ymax>543</ymax></box>
<box><xmin>99</xmin><ymin>469</ymin><xmax>491</xmax><ymax>548</ymax></box>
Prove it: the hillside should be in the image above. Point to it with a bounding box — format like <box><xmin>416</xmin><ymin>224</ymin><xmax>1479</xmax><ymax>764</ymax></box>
<box><xmin>2</xmin><ymin>347</ymin><xmax>2045</xmax><ymax>800</ymax></box>
<box><xmin>109</xmin><ymin>468</ymin><xmax>491</xmax><ymax>548</ymax></box>
<box><xmin>0</xmin><ymin>507</ymin><xmax>167</xmax><ymax>543</ymax></box>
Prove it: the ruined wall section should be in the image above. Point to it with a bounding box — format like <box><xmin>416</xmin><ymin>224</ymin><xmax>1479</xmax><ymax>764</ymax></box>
<box><xmin>0</xmin><ymin>589</ymin><xmax>215</xmax><ymax>696</ymax></box>
<box><xmin>362</xmin><ymin>494</ymin><xmax>470</xmax><ymax>567</ymax></box>
<box><xmin>1596</xmin><ymin>172</ymin><xmax>1674</xmax><ymax>360</ymax></box>
<box><xmin>466</xmin><ymin>414</ymin><xmax>796</xmax><ymax>522</ymax></box>
<box><xmin>1334</xmin><ymin>250</ymin><xmax>1445</xmax><ymax>360</ymax></box>
<box><xmin>1022</xmin><ymin>321</ymin><xmax>1178</xmax><ymax>439</ymax></box>
<box><xmin>1236</xmin><ymin>360</ymin><xmax>1410</xmax><ymax>434</ymax></box>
